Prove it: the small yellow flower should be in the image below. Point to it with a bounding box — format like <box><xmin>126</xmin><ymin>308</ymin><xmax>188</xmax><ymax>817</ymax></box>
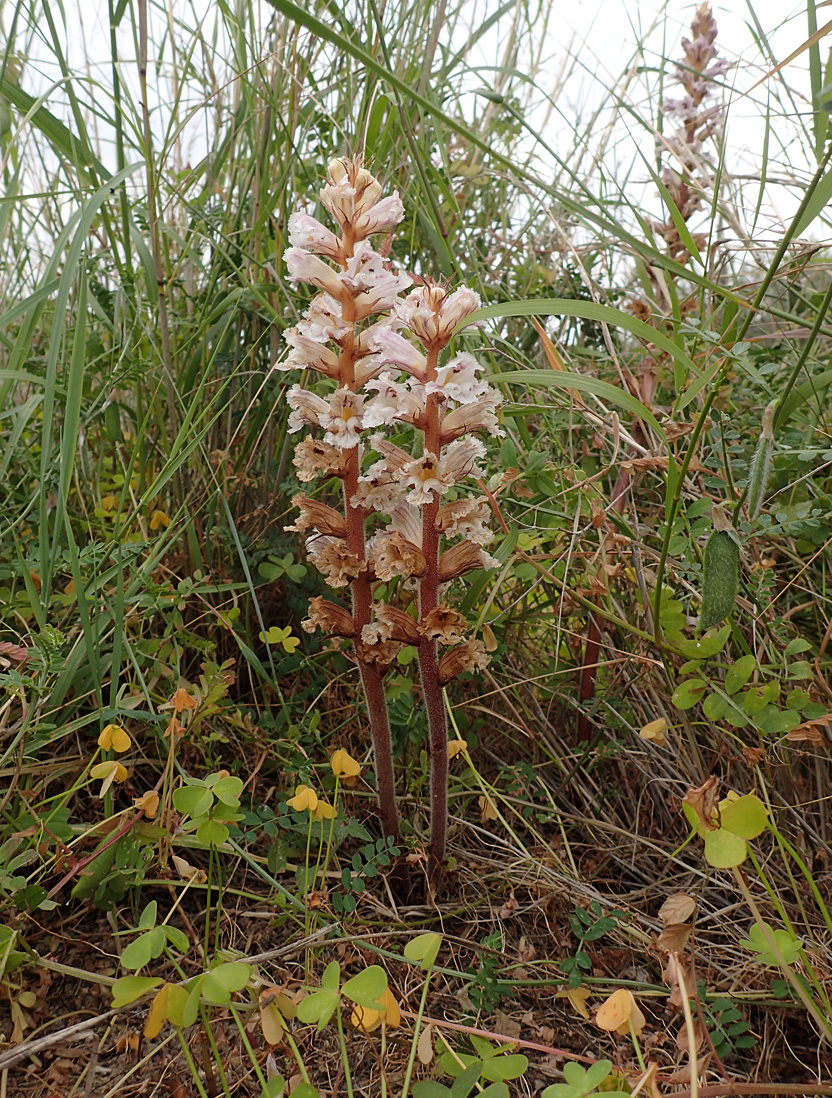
<box><xmin>313</xmin><ymin>799</ymin><xmax>337</xmax><ymax>821</ymax></box>
<box><xmin>98</xmin><ymin>724</ymin><xmax>132</xmax><ymax>753</ymax></box>
<box><xmin>90</xmin><ymin>760</ymin><xmax>129</xmax><ymax>797</ymax></box>
<box><xmin>133</xmin><ymin>790</ymin><xmax>160</xmax><ymax>818</ymax></box>
<box><xmin>351</xmin><ymin>987</ymin><xmax>401</xmax><ymax>1033</ymax></box>
<box><xmin>288</xmin><ymin>785</ymin><xmax>318</xmax><ymax>813</ymax></box>
<box><xmin>330</xmin><ymin>748</ymin><xmax>361</xmax><ymax>779</ymax></box>
<box><xmin>150</xmin><ymin>509</ymin><xmax>172</xmax><ymax>530</ymax></box>
<box><xmin>595</xmin><ymin>987</ymin><xmax>646</xmax><ymax>1036</ymax></box>
<box><xmin>447</xmin><ymin>738</ymin><xmax>467</xmax><ymax>759</ymax></box>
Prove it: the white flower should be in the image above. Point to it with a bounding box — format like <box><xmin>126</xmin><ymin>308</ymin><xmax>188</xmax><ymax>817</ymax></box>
<box><xmin>298</xmin><ymin>293</ymin><xmax>348</xmax><ymax>343</ymax></box>
<box><xmin>425</xmin><ymin>353</ymin><xmax>490</xmax><ymax>404</ymax></box>
<box><xmin>439</xmin><ymin>436</ymin><xmax>487</xmax><ymax>482</ymax></box>
<box><xmin>288</xmin><ymin>211</ymin><xmax>342</xmax><ymax>261</ymax></box>
<box><xmin>306</xmin><ymin>535</ymin><xmax>364</xmax><ymax>587</ymax></box>
<box><xmin>293</xmin><ymin>438</ymin><xmax>346</xmax><ymax>481</ymax></box>
<box><xmin>363</xmin><ymin>372</ymin><xmax>425</xmax><ymax>428</ymax></box>
<box><xmin>401</xmin><ymin>452</ymin><xmax>452</xmax><ymax>505</ymax></box>
<box><xmin>353</xmin><ymin>193</ymin><xmax>405</xmax><ymax>237</ymax></box>
<box><xmin>320</xmin><ymin>388</ymin><xmax>365</xmax><ymax>449</ymax></box>
<box><xmin>284</xmin><ymin>247</ymin><xmax>343</xmax><ymax>297</ymax></box>
<box><xmin>438</xmin><ymin>498</ymin><xmax>493</xmax><ymax>545</ymax></box>
<box><xmin>342</xmin><ymin>243</ymin><xmax>412</xmax><ymax>320</ymax></box>
<box><xmin>282</xmin><ymin>328</ymin><xmax>340</xmax><ymax>377</ymax></box>
<box><xmin>286</xmin><ymin>384</ymin><xmax>331</xmax><ymax>434</ymax></box>
<box><xmin>441</xmin><ymin>393</ymin><xmax>504</xmax><ymax>441</ymax></box>
<box><xmin>370</xmin><ymin>325</ymin><xmax>428</xmax><ymax>380</ymax></box>
<box><xmin>351</xmin><ymin>460</ymin><xmax>406</xmax><ymax>512</ymax></box>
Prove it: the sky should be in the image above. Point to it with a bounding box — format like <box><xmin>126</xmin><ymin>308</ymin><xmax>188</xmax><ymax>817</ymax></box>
<box><xmin>5</xmin><ymin>0</ymin><xmax>828</xmax><ymax>241</ymax></box>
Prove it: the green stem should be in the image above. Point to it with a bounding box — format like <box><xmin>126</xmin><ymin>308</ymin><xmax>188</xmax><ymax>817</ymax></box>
<box><xmin>400</xmin><ymin>963</ymin><xmax>436</xmax><ymax>1098</ymax></box>
<box><xmin>336</xmin><ymin>1006</ymin><xmax>355</xmax><ymax>1098</ymax></box>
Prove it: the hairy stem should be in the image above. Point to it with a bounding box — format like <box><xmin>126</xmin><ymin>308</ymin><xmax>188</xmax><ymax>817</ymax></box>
<box><xmin>340</xmin><ymin>233</ymin><xmax>399</xmax><ymax>842</ymax></box>
<box><xmin>419</xmin><ymin>350</ymin><xmax>447</xmax><ymax>890</ymax></box>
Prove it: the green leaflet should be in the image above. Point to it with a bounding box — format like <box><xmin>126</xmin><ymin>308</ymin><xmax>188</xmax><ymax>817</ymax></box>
<box><xmin>700</xmin><ymin>531</ymin><xmax>740</xmax><ymax>631</ymax></box>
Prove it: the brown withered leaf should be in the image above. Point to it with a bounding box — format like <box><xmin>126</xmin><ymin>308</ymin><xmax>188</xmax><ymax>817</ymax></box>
<box><xmin>786</xmin><ymin>715</ymin><xmax>832</xmax><ymax>745</ymax></box>
<box><xmin>0</xmin><ymin>642</ymin><xmax>28</xmax><ymax>663</ymax></box>
<box><xmin>683</xmin><ymin>776</ymin><xmax>720</xmax><ymax>831</ymax></box>
<box><xmin>663</xmin><ymin>953</ymin><xmax>695</xmax><ymax>1009</ymax></box>
<box><xmin>675</xmin><ymin>1018</ymin><xmax>706</xmax><ymax>1053</ymax></box>
<box><xmin>658</xmin><ymin>892</ymin><xmax>696</xmax><ymax>925</ymax></box>
<box><xmin>742</xmin><ymin>745</ymin><xmax>767</xmax><ymax>766</ymax></box>
<box><xmin>657</xmin><ymin>923</ymin><xmax>692</xmax><ymax>953</ymax></box>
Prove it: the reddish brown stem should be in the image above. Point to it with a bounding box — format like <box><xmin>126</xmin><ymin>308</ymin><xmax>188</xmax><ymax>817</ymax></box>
<box><xmin>418</xmin><ymin>353</ymin><xmax>447</xmax><ymax>892</ymax></box>
<box><xmin>339</xmin><ymin>231</ymin><xmax>399</xmax><ymax>843</ymax></box>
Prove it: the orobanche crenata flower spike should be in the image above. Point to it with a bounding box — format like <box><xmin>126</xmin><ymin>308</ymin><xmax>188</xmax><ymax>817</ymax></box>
<box><xmin>279</xmin><ymin>156</ymin><xmax>502</xmax><ymax>890</ymax></box>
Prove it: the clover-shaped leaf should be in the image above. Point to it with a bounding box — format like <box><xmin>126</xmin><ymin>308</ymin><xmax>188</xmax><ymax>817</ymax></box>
<box><xmin>259</xmin><ymin>625</ymin><xmax>301</xmax><ymax>653</ymax></box>
<box><xmin>739</xmin><ymin>922</ymin><xmax>802</xmax><ymax>966</ymax></box>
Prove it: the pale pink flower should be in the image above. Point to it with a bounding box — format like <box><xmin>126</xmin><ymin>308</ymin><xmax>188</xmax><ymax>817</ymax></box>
<box><xmin>320</xmin><ymin>388</ymin><xmax>365</xmax><ymax>449</ymax></box>
<box><xmin>425</xmin><ymin>353</ymin><xmax>490</xmax><ymax>404</ymax></box>
<box><xmin>282</xmin><ymin>328</ymin><xmax>340</xmax><ymax>377</ymax></box>
<box><xmin>306</xmin><ymin>536</ymin><xmax>364</xmax><ymax>588</ymax></box>
<box><xmin>370</xmin><ymin>326</ymin><xmax>428</xmax><ymax>380</ymax></box>
<box><xmin>292</xmin><ymin>438</ymin><xmax>346</xmax><ymax>481</ymax></box>
<box><xmin>437</xmin><ymin>286</ymin><xmax>482</xmax><ymax>338</ymax></box>
<box><xmin>353</xmin><ymin>193</ymin><xmax>405</xmax><ymax>237</ymax></box>
<box><xmin>288</xmin><ymin>211</ymin><xmax>343</xmax><ymax>261</ymax></box>
<box><xmin>441</xmin><ymin>394</ymin><xmax>504</xmax><ymax>441</ymax></box>
<box><xmin>363</xmin><ymin>373</ymin><xmax>425</xmax><ymax>428</ymax></box>
<box><xmin>284</xmin><ymin>247</ymin><xmax>343</xmax><ymax>297</ymax></box>
<box><xmin>298</xmin><ymin>293</ymin><xmax>348</xmax><ymax>343</ymax></box>
<box><xmin>439</xmin><ymin>436</ymin><xmax>486</xmax><ymax>482</ymax></box>
<box><xmin>438</xmin><ymin>498</ymin><xmax>493</xmax><ymax>545</ymax></box>
<box><xmin>369</xmin><ymin>434</ymin><xmax>412</xmax><ymax>474</ymax></box>
<box><xmin>287</xmin><ymin>385</ymin><xmax>331</xmax><ymax>434</ymax></box>
<box><xmin>342</xmin><ymin>243</ymin><xmax>412</xmax><ymax>320</ymax></box>
<box><xmin>350</xmin><ymin>460</ymin><xmax>405</xmax><ymax>512</ymax></box>
<box><xmin>401</xmin><ymin>452</ymin><xmax>453</xmax><ymax>505</ymax></box>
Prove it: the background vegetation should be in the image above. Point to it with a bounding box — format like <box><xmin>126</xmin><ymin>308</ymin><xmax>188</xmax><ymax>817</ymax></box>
<box><xmin>2</xmin><ymin>0</ymin><xmax>832</xmax><ymax>1094</ymax></box>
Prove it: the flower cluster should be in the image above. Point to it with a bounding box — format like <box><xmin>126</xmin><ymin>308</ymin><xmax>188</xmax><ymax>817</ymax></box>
<box><xmin>654</xmin><ymin>3</ymin><xmax>729</xmax><ymax>264</ymax></box>
<box><xmin>279</xmin><ymin>157</ymin><xmax>499</xmax><ymax>679</ymax></box>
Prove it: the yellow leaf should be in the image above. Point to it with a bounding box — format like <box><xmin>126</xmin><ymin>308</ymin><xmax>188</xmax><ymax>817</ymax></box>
<box><xmin>98</xmin><ymin>723</ymin><xmax>132</xmax><ymax>752</ymax></box>
<box><xmin>447</xmin><ymin>739</ymin><xmax>467</xmax><ymax>759</ymax></box>
<box><xmin>639</xmin><ymin>717</ymin><xmax>667</xmax><ymax>747</ymax></box>
<box><xmin>595</xmin><ymin>988</ymin><xmax>646</xmax><ymax>1036</ymax></box>
<box><xmin>478</xmin><ymin>795</ymin><xmax>498</xmax><ymax>823</ymax></box>
<box><xmin>149</xmin><ymin>509</ymin><xmax>171</xmax><ymax>530</ymax></box>
<box><xmin>259</xmin><ymin>1002</ymin><xmax>285</xmax><ymax>1045</ymax></box>
<box><xmin>101</xmin><ymin>494</ymin><xmax>118</xmax><ymax>511</ymax></box>
<box><xmin>287</xmin><ymin>785</ymin><xmax>318</xmax><ymax>813</ymax></box>
<box><xmin>144</xmin><ymin>983</ymin><xmax>189</xmax><ymax>1039</ymax></box>
<box><xmin>556</xmin><ymin>985</ymin><xmax>591</xmax><ymax>1020</ymax></box>
<box><xmin>330</xmin><ymin>748</ymin><xmax>361</xmax><ymax>778</ymax></box>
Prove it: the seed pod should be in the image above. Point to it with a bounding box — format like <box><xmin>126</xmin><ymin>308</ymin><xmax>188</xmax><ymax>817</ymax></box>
<box><xmin>700</xmin><ymin>529</ymin><xmax>740</xmax><ymax>631</ymax></box>
<box><xmin>746</xmin><ymin>402</ymin><xmax>775</xmax><ymax>518</ymax></box>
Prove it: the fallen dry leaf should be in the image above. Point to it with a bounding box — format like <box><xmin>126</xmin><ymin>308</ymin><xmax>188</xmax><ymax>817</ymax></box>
<box><xmin>417</xmin><ymin>1023</ymin><xmax>434</xmax><ymax>1065</ymax></box>
<box><xmin>658</xmin><ymin>892</ymin><xmax>696</xmax><ymax>925</ymax></box>
<box><xmin>657</xmin><ymin>923</ymin><xmax>692</xmax><ymax>953</ymax></box>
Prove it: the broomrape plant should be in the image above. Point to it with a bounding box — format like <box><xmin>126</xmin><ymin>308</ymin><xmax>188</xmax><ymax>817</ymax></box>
<box><xmin>279</xmin><ymin>157</ymin><xmax>501</xmax><ymax>888</ymax></box>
